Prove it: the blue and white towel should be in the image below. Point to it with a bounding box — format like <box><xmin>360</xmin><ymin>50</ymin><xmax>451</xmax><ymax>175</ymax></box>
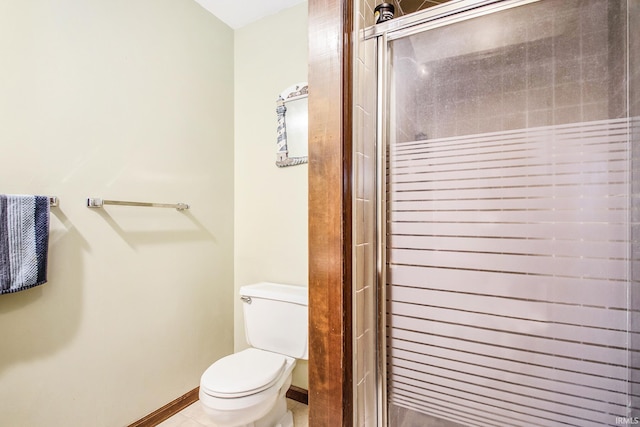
<box><xmin>0</xmin><ymin>195</ymin><xmax>50</xmax><ymax>294</ymax></box>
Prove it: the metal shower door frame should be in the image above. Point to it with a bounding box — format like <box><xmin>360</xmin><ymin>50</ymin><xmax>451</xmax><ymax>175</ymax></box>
<box><xmin>372</xmin><ymin>1</ymin><xmax>542</xmax><ymax>425</ymax></box>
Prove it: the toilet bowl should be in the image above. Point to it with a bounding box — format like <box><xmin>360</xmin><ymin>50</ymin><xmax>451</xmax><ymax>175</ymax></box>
<box><xmin>199</xmin><ymin>282</ymin><xmax>308</xmax><ymax>427</ymax></box>
<box><xmin>199</xmin><ymin>348</ymin><xmax>296</xmax><ymax>427</ymax></box>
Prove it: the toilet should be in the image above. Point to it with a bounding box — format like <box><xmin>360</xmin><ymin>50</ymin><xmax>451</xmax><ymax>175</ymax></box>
<box><xmin>199</xmin><ymin>282</ymin><xmax>308</xmax><ymax>427</ymax></box>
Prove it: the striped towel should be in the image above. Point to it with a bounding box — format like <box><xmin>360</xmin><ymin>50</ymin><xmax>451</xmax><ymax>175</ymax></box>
<box><xmin>0</xmin><ymin>195</ymin><xmax>50</xmax><ymax>294</ymax></box>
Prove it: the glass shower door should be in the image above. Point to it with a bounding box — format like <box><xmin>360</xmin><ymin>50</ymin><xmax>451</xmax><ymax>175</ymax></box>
<box><xmin>383</xmin><ymin>1</ymin><xmax>639</xmax><ymax>426</ymax></box>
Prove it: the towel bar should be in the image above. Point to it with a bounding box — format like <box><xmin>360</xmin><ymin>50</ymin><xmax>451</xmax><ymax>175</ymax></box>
<box><xmin>86</xmin><ymin>198</ymin><xmax>190</xmax><ymax>211</ymax></box>
<box><xmin>49</xmin><ymin>197</ymin><xmax>58</xmax><ymax>207</ymax></box>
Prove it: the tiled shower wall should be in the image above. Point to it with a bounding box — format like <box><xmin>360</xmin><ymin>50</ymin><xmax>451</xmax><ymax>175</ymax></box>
<box><xmin>353</xmin><ymin>0</ymin><xmax>379</xmax><ymax>426</ymax></box>
<box><xmin>395</xmin><ymin>0</ymin><xmax>627</xmax><ymax>142</ymax></box>
<box><xmin>363</xmin><ymin>0</ymin><xmax>449</xmax><ymax>27</ymax></box>
<box><xmin>391</xmin><ymin>0</ymin><xmax>450</xmax><ymax>16</ymax></box>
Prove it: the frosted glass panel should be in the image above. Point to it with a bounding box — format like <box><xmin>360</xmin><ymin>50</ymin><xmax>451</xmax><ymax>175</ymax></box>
<box><xmin>385</xmin><ymin>1</ymin><xmax>638</xmax><ymax>426</ymax></box>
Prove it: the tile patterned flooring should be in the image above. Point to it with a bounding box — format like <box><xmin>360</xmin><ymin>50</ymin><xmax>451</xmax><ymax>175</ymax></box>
<box><xmin>156</xmin><ymin>399</ymin><xmax>309</xmax><ymax>427</ymax></box>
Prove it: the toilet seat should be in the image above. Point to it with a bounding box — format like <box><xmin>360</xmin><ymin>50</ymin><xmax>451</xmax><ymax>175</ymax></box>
<box><xmin>200</xmin><ymin>348</ymin><xmax>286</xmax><ymax>398</ymax></box>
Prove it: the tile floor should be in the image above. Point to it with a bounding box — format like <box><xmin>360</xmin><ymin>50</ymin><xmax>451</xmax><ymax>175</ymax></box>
<box><xmin>156</xmin><ymin>398</ymin><xmax>309</xmax><ymax>427</ymax></box>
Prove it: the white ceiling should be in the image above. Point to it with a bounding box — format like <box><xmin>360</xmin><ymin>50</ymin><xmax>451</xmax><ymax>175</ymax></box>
<box><xmin>193</xmin><ymin>0</ymin><xmax>306</xmax><ymax>29</ymax></box>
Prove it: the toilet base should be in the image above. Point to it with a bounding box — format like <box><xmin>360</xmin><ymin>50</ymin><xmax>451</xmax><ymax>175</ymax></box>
<box><xmin>202</xmin><ymin>378</ymin><xmax>294</xmax><ymax>427</ymax></box>
<box><xmin>253</xmin><ymin>393</ymin><xmax>290</xmax><ymax>427</ymax></box>
<box><xmin>275</xmin><ymin>410</ymin><xmax>294</xmax><ymax>427</ymax></box>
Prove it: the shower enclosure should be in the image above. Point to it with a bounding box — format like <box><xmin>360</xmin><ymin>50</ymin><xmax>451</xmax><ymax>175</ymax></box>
<box><xmin>354</xmin><ymin>0</ymin><xmax>640</xmax><ymax>425</ymax></box>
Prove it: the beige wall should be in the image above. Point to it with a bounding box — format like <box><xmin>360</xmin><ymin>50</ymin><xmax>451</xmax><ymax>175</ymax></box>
<box><xmin>234</xmin><ymin>3</ymin><xmax>309</xmax><ymax>389</ymax></box>
<box><xmin>0</xmin><ymin>1</ymin><xmax>234</xmax><ymax>426</ymax></box>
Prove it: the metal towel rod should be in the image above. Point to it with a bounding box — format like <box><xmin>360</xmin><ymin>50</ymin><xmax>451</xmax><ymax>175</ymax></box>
<box><xmin>86</xmin><ymin>198</ymin><xmax>190</xmax><ymax>211</ymax></box>
<box><xmin>49</xmin><ymin>197</ymin><xmax>58</xmax><ymax>207</ymax></box>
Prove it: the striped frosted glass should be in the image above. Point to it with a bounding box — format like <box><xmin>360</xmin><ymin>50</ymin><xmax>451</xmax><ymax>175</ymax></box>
<box><xmin>386</xmin><ymin>118</ymin><xmax>637</xmax><ymax>427</ymax></box>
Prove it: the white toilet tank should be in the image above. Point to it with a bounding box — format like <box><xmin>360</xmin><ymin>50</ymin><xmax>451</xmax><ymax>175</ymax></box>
<box><xmin>240</xmin><ymin>282</ymin><xmax>308</xmax><ymax>360</ymax></box>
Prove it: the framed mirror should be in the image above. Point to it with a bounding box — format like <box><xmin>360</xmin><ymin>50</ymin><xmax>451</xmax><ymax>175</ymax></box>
<box><xmin>276</xmin><ymin>83</ymin><xmax>308</xmax><ymax>167</ymax></box>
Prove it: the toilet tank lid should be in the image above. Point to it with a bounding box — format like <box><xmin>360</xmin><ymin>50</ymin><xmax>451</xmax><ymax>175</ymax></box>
<box><xmin>240</xmin><ymin>282</ymin><xmax>307</xmax><ymax>306</ymax></box>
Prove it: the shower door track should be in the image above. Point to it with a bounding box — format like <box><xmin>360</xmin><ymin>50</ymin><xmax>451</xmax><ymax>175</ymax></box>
<box><xmin>364</xmin><ymin>0</ymin><xmax>539</xmax><ymax>42</ymax></box>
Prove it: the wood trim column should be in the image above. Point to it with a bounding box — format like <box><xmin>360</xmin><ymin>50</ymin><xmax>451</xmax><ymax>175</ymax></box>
<box><xmin>308</xmin><ymin>0</ymin><xmax>353</xmax><ymax>426</ymax></box>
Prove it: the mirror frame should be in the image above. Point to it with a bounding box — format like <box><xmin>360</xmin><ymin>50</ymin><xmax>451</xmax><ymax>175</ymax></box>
<box><xmin>276</xmin><ymin>82</ymin><xmax>309</xmax><ymax>167</ymax></box>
